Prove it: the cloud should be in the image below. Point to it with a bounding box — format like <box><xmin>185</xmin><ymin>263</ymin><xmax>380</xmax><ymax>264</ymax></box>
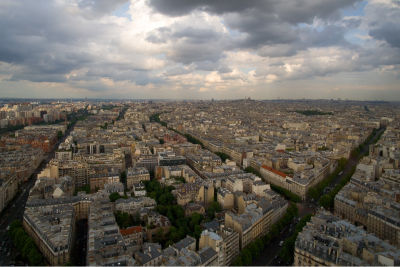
<box><xmin>77</xmin><ymin>0</ymin><xmax>129</xmax><ymax>16</ymax></box>
<box><xmin>364</xmin><ymin>0</ymin><xmax>400</xmax><ymax>48</ymax></box>
<box><xmin>0</xmin><ymin>0</ymin><xmax>166</xmax><ymax>89</ymax></box>
<box><xmin>0</xmin><ymin>0</ymin><xmax>399</xmax><ymax>100</ymax></box>
<box><xmin>148</xmin><ymin>0</ymin><xmax>360</xmax><ymax>51</ymax></box>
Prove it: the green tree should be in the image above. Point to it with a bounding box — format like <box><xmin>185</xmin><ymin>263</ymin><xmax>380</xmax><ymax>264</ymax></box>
<box><xmin>244</xmin><ymin>166</ymin><xmax>262</xmax><ymax>177</ymax></box>
<box><xmin>75</xmin><ymin>184</ymin><xmax>90</xmax><ymax>195</ymax></box>
<box><xmin>154</xmin><ymin>228</ymin><xmax>164</xmax><ymax>243</ymax></box>
<box><xmin>270</xmin><ymin>184</ymin><xmax>301</xmax><ymax>202</ymax></box>
<box><xmin>241</xmin><ymin>249</ymin><xmax>252</xmax><ymax>265</ymax></box>
<box><xmin>28</xmin><ymin>248</ymin><xmax>44</xmax><ymax>266</ymax></box>
<box><xmin>120</xmin><ymin>171</ymin><xmax>127</xmax><ymax>188</ymax></box>
<box><xmin>215</xmin><ymin>152</ymin><xmax>230</xmax><ymax>162</ymax></box>
<box><xmin>206</xmin><ymin>201</ymin><xmax>222</xmax><ymax>220</ymax></box>
<box><xmin>232</xmin><ymin>256</ymin><xmax>243</xmax><ymax>266</ymax></box>
<box><xmin>109</xmin><ymin>192</ymin><xmax>122</xmax><ymax>202</ymax></box>
<box><xmin>57</xmin><ymin>130</ymin><xmax>63</xmax><ymax>140</ymax></box>
<box><xmin>22</xmin><ymin>239</ymin><xmax>35</xmax><ymax>258</ymax></box>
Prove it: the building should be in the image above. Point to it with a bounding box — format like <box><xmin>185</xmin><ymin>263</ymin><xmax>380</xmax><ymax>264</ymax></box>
<box><xmin>217</xmin><ymin>187</ymin><xmax>234</xmax><ymax>210</ymax></box>
<box><xmin>185</xmin><ymin>202</ymin><xmax>205</xmax><ymax>216</ymax></box>
<box><xmin>49</xmin><ymin>159</ymin><xmax>89</xmax><ymax>188</ymax></box>
<box><xmin>23</xmin><ymin>205</ymin><xmax>75</xmax><ymax>266</ymax></box>
<box><xmin>334</xmin><ymin>181</ymin><xmax>400</xmax><ymax>247</ymax></box>
<box><xmin>126</xmin><ymin>167</ymin><xmax>150</xmax><ymax>190</ymax></box>
<box><xmin>120</xmin><ymin>226</ymin><xmax>143</xmax><ymax>253</ymax></box>
<box><xmin>294</xmin><ymin>210</ymin><xmax>400</xmax><ymax>266</ymax></box>
<box><xmin>260</xmin><ymin>158</ymin><xmax>333</xmax><ymax>200</ymax></box>
<box><xmin>158</xmin><ymin>151</ymin><xmax>186</xmax><ymax>166</ymax></box>
<box><xmin>134</xmin><ymin>243</ymin><xmax>163</xmax><ymax>266</ymax></box>
<box><xmin>104</xmin><ymin>182</ymin><xmax>124</xmax><ymax>195</ymax></box>
<box><xmin>225</xmin><ymin>197</ymin><xmax>287</xmax><ymax>249</ymax></box>
<box><xmin>115</xmin><ymin>197</ymin><xmax>156</xmax><ymax>215</ymax></box>
<box><xmin>0</xmin><ymin>175</ymin><xmax>18</xmax><ymax>213</ymax></box>
<box><xmin>88</xmin><ymin>169</ymin><xmax>120</xmax><ymax>192</ymax></box>
<box><xmin>87</xmin><ymin>197</ymin><xmax>135</xmax><ymax>266</ymax></box>
<box><xmin>133</xmin><ymin>182</ymin><xmax>146</xmax><ymax>197</ymax></box>
<box><xmin>199</xmin><ymin>224</ymin><xmax>240</xmax><ymax>266</ymax></box>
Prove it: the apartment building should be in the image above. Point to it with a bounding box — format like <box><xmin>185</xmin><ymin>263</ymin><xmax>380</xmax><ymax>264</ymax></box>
<box><xmin>295</xmin><ymin>210</ymin><xmax>400</xmax><ymax>266</ymax></box>
<box><xmin>0</xmin><ymin>174</ymin><xmax>18</xmax><ymax>213</ymax></box>
<box><xmin>126</xmin><ymin>167</ymin><xmax>150</xmax><ymax>190</ymax></box>
<box><xmin>87</xmin><ymin>198</ymin><xmax>135</xmax><ymax>266</ymax></box>
<box><xmin>23</xmin><ymin>205</ymin><xmax>75</xmax><ymax>266</ymax></box>
<box><xmin>225</xmin><ymin>197</ymin><xmax>287</xmax><ymax>249</ymax></box>
<box><xmin>199</xmin><ymin>224</ymin><xmax>240</xmax><ymax>266</ymax></box>
<box><xmin>334</xmin><ymin>181</ymin><xmax>400</xmax><ymax>247</ymax></box>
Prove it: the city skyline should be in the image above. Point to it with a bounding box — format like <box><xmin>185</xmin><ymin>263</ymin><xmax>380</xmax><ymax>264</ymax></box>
<box><xmin>0</xmin><ymin>0</ymin><xmax>399</xmax><ymax>100</ymax></box>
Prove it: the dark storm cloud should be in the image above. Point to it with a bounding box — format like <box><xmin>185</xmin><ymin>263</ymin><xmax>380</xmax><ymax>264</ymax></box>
<box><xmin>148</xmin><ymin>25</ymin><xmax>229</xmax><ymax>67</ymax></box>
<box><xmin>0</xmin><ymin>0</ymin><xmax>154</xmax><ymax>88</ymax></box>
<box><xmin>148</xmin><ymin>0</ymin><xmax>359</xmax><ymax>52</ymax></box>
<box><xmin>369</xmin><ymin>23</ymin><xmax>400</xmax><ymax>48</ymax></box>
<box><xmin>168</xmin><ymin>42</ymin><xmax>223</xmax><ymax>65</ymax></box>
<box><xmin>0</xmin><ymin>0</ymin><xmax>399</xmax><ymax>97</ymax></box>
<box><xmin>147</xmin><ymin>0</ymin><xmax>265</xmax><ymax>16</ymax></box>
<box><xmin>148</xmin><ymin>0</ymin><xmax>358</xmax><ymax>19</ymax></box>
<box><xmin>0</xmin><ymin>1</ymin><xmax>103</xmax><ymax>82</ymax></box>
<box><xmin>370</xmin><ymin>24</ymin><xmax>400</xmax><ymax>48</ymax></box>
<box><xmin>365</xmin><ymin>1</ymin><xmax>400</xmax><ymax>48</ymax></box>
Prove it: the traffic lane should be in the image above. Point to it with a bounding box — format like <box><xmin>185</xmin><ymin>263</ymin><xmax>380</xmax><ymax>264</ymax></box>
<box><xmin>0</xmin><ymin>180</ymin><xmax>32</xmax><ymax>228</ymax></box>
<box><xmin>253</xmin><ymin>219</ymin><xmax>297</xmax><ymax>266</ymax></box>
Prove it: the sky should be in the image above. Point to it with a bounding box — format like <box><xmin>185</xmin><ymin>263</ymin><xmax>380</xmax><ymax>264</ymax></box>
<box><xmin>0</xmin><ymin>0</ymin><xmax>399</xmax><ymax>100</ymax></box>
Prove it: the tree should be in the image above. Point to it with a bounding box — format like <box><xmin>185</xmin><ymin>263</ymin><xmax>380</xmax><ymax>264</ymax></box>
<box><xmin>319</xmin><ymin>194</ymin><xmax>332</xmax><ymax>209</ymax></box>
<box><xmin>232</xmin><ymin>256</ymin><xmax>243</xmax><ymax>266</ymax></box>
<box><xmin>22</xmin><ymin>239</ymin><xmax>35</xmax><ymax>258</ymax></box>
<box><xmin>241</xmin><ymin>249</ymin><xmax>252</xmax><ymax>265</ymax></box>
<box><xmin>206</xmin><ymin>201</ymin><xmax>222</xmax><ymax>220</ymax></box>
<box><xmin>248</xmin><ymin>242</ymin><xmax>260</xmax><ymax>258</ymax></box>
<box><xmin>8</xmin><ymin>220</ymin><xmax>45</xmax><ymax>266</ymax></box>
<box><xmin>270</xmin><ymin>184</ymin><xmax>301</xmax><ymax>202</ymax></box>
<box><xmin>255</xmin><ymin>238</ymin><xmax>264</xmax><ymax>253</ymax></box>
<box><xmin>244</xmin><ymin>166</ymin><xmax>262</xmax><ymax>177</ymax></box>
<box><xmin>215</xmin><ymin>152</ymin><xmax>230</xmax><ymax>162</ymax></box>
<box><xmin>28</xmin><ymin>248</ymin><xmax>44</xmax><ymax>266</ymax></box>
<box><xmin>154</xmin><ymin>228</ymin><xmax>164</xmax><ymax>243</ymax></box>
<box><xmin>193</xmin><ymin>225</ymin><xmax>202</xmax><ymax>240</ymax></box>
<box><xmin>75</xmin><ymin>184</ymin><xmax>90</xmax><ymax>195</ymax></box>
<box><xmin>120</xmin><ymin>171</ymin><xmax>127</xmax><ymax>188</ymax></box>
<box><xmin>57</xmin><ymin>130</ymin><xmax>63</xmax><ymax>140</ymax></box>
<box><xmin>109</xmin><ymin>192</ymin><xmax>122</xmax><ymax>202</ymax></box>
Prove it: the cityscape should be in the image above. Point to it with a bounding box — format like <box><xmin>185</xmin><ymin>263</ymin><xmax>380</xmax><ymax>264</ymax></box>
<box><xmin>1</xmin><ymin>0</ymin><xmax>400</xmax><ymax>267</ymax></box>
<box><xmin>0</xmin><ymin>99</ymin><xmax>399</xmax><ymax>266</ymax></box>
